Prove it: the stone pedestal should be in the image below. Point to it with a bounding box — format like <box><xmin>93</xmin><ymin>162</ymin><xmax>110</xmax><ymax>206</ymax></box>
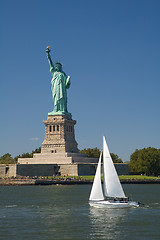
<box><xmin>41</xmin><ymin>114</ymin><xmax>79</xmax><ymax>154</ymax></box>
<box><xmin>17</xmin><ymin>114</ymin><xmax>99</xmax><ymax>175</ymax></box>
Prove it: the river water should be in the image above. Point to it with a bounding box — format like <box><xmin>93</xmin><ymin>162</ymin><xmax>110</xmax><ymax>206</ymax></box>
<box><xmin>0</xmin><ymin>184</ymin><xmax>159</xmax><ymax>240</ymax></box>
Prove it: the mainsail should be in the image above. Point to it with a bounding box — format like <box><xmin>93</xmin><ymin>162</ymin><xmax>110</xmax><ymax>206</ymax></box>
<box><xmin>103</xmin><ymin>136</ymin><xmax>126</xmax><ymax>198</ymax></box>
<box><xmin>89</xmin><ymin>153</ymin><xmax>104</xmax><ymax>201</ymax></box>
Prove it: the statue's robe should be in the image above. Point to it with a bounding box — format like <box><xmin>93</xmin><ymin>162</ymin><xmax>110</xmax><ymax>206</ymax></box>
<box><xmin>50</xmin><ymin>66</ymin><xmax>70</xmax><ymax>114</ymax></box>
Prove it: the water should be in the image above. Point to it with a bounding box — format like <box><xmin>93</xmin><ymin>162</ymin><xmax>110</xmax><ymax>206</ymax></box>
<box><xmin>0</xmin><ymin>184</ymin><xmax>160</xmax><ymax>240</ymax></box>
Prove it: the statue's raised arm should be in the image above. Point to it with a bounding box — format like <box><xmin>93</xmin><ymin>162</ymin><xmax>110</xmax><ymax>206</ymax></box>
<box><xmin>46</xmin><ymin>46</ymin><xmax>54</xmax><ymax>69</ymax></box>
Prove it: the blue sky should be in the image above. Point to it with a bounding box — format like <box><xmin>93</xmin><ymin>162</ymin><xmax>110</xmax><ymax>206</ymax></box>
<box><xmin>0</xmin><ymin>0</ymin><xmax>160</xmax><ymax>161</ymax></box>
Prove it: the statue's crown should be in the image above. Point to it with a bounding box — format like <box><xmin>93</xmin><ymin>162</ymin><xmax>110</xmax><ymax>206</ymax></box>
<box><xmin>55</xmin><ymin>62</ymin><xmax>62</xmax><ymax>66</ymax></box>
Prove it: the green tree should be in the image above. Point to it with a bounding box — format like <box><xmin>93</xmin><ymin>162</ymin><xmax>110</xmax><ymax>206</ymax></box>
<box><xmin>80</xmin><ymin>148</ymin><xmax>123</xmax><ymax>163</ymax></box>
<box><xmin>0</xmin><ymin>148</ymin><xmax>42</xmax><ymax>164</ymax></box>
<box><xmin>110</xmin><ymin>153</ymin><xmax>123</xmax><ymax>163</ymax></box>
<box><xmin>14</xmin><ymin>147</ymin><xmax>41</xmax><ymax>161</ymax></box>
<box><xmin>31</xmin><ymin>147</ymin><xmax>41</xmax><ymax>155</ymax></box>
<box><xmin>80</xmin><ymin>147</ymin><xmax>100</xmax><ymax>158</ymax></box>
<box><xmin>129</xmin><ymin>147</ymin><xmax>160</xmax><ymax>176</ymax></box>
<box><xmin>0</xmin><ymin>153</ymin><xmax>16</xmax><ymax>164</ymax></box>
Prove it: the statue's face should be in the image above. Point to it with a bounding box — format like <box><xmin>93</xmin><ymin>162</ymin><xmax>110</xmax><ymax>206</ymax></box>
<box><xmin>55</xmin><ymin>63</ymin><xmax>62</xmax><ymax>71</ymax></box>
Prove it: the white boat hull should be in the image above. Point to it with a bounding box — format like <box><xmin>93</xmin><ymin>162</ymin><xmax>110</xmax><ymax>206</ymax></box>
<box><xmin>89</xmin><ymin>200</ymin><xmax>139</xmax><ymax>208</ymax></box>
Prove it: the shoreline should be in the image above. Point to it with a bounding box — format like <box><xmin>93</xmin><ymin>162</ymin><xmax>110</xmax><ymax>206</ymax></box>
<box><xmin>0</xmin><ymin>179</ymin><xmax>160</xmax><ymax>186</ymax></box>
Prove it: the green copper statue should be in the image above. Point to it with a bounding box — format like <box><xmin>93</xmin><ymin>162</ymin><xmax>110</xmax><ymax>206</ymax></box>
<box><xmin>46</xmin><ymin>46</ymin><xmax>71</xmax><ymax>115</ymax></box>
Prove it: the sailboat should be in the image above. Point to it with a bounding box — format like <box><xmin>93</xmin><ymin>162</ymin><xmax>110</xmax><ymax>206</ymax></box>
<box><xmin>89</xmin><ymin>136</ymin><xmax>139</xmax><ymax>208</ymax></box>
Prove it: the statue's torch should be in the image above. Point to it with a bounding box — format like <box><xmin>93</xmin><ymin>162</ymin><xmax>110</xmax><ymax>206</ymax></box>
<box><xmin>46</xmin><ymin>46</ymin><xmax>51</xmax><ymax>53</ymax></box>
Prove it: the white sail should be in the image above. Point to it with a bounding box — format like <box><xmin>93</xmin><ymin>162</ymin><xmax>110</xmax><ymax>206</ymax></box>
<box><xmin>103</xmin><ymin>136</ymin><xmax>126</xmax><ymax>198</ymax></box>
<box><xmin>89</xmin><ymin>152</ymin><xmax>104</xmax><ymax>201</ymax></box>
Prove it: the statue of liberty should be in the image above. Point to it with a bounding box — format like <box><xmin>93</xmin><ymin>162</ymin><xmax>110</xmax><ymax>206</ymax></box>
<box><xmin>46</xmin><ymin>46</ymin><xmax>71</xmax><ymax>115</ymax></box>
